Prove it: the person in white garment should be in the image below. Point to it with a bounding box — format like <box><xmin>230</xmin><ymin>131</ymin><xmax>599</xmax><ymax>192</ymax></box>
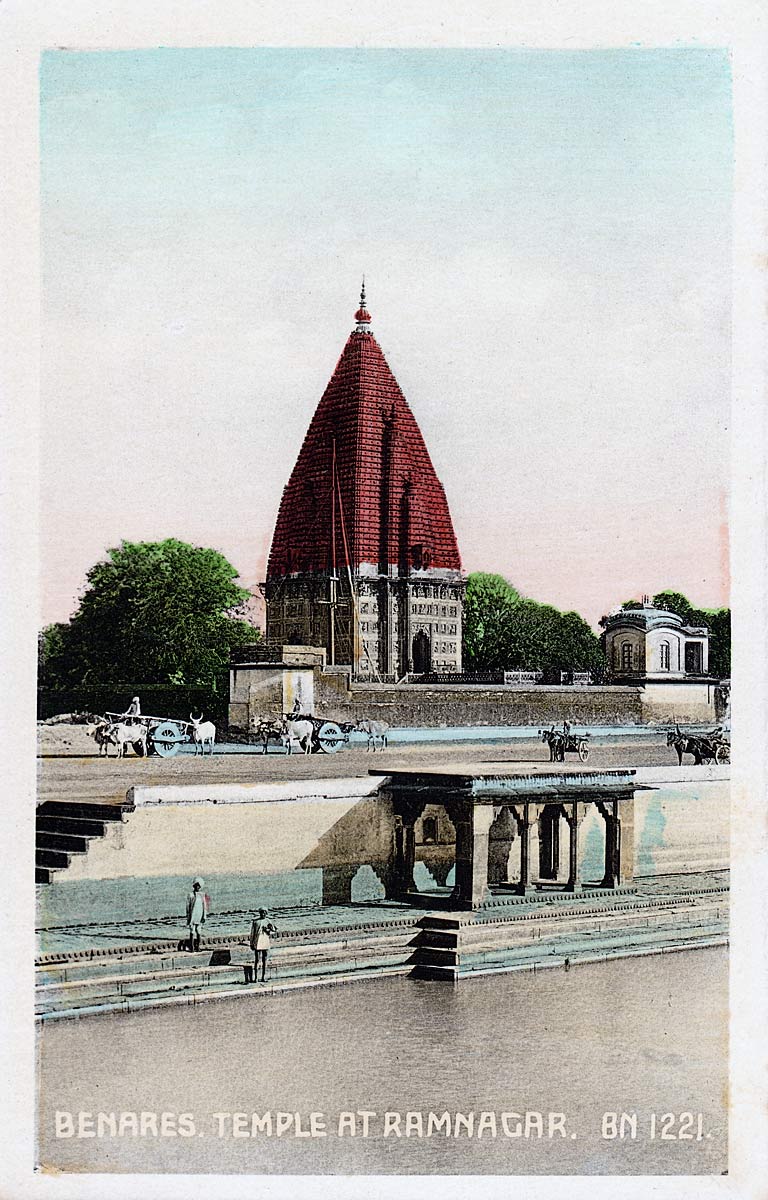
<box><xmin>185</xmin><ymin>877</ymin><xmax>209</xmax><ymax>952</ymax></box>
<box><xmin>249</xmin><ymin>908</ymin><xmax>277</xmax><ymax>982</ymax></box>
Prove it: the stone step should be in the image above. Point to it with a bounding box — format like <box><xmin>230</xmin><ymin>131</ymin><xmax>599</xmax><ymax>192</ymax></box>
<box><xmin>37</xmin><ymin>800</ymin><xmax>132</xmax><ymax>822</ymax></box>
<box><xmin>35</xmin><ymin>945</ymin><xmax>417</xmax><ymax>1016</ymax></box>
<box><xmin>36</xmin><ymin>815</ymin><xmax>107</xmax><ymax>837</ymax></box>
<box><xmin>36</xmin><ymin>848</ymin><xmax>70</xmax><ymax>869</ymax></box>
<box><xmin>36</xmin><ymin>831</ymin><xmax>91</xmax><ymax>853</ymax></box>
<box><xmin>460</xmin><ymin>919</ymin><xmax>728</xmax><ymax>974</ymax></box>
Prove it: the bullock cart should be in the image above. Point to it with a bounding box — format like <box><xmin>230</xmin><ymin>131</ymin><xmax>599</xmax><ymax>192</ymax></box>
<box><xmin>287</xmin><ymin>715</ymin><xmax>350</xmax><ymax>754</ymax></box>
<box><xmin>104</xmin><ymin>712</ymin><xmax>194</xmax><ymax>757</ymax></box>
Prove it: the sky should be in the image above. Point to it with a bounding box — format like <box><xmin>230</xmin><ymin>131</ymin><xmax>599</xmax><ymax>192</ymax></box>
<box><xmin>40</xmin><ymin>47</ymin><xmax>733</xmax><ymax>629</ymax></box>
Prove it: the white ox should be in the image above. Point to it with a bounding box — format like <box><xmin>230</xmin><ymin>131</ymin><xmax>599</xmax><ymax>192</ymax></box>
<box><xmin>356</xmin><ymin>718</ymin><xmax>390</xmax><ymax>752</ymax></box>
<box><xmin>109</xmin><ymin>722</ymin><xmax>148</xmax><ymax>759</ymax></box>
<box><xmin>189</xmin><ymin>713</ymin><xmax>216</xmax><ymax>756</ymax></box>
<box><xmin>282</xmin><ymin>718</ymin><xmax>314</xmax><ymax>755</ymax></box>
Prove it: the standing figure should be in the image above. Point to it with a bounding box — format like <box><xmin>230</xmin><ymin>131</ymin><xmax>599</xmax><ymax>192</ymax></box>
<box><xmin>185</xmin><ymin>877</ymin><xmax>209</xmax><ymax>952</ymax></box>
<box><xmin>249</xmin><ymin>908</ymin><xmax>278</xmax><ymax>982</ymax></box>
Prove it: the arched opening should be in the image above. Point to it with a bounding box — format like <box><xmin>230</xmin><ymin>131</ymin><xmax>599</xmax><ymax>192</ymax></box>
<box><xmin>412</xmin><ymin>629</ymin><xmax>431</xmax><ymax>674</ymax></box>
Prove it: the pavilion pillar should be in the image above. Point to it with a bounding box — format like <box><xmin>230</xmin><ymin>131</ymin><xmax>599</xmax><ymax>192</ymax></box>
<box><xmin>564</xmin><ymin>802</ymin><xmax>585</xmax><ymax>893</ymax></box>
<box><xmin>510</xmin><ymin>802</ymin><xmax>535</xmax><ymax>896</ymax></box>
<box><xmin>450</xmin><ymin>801</ymin><xmax>494</xmax><ymax>909</ymax></box>
<box><xmin>538</xmin><ymin>804</ymin><xmax>561</xmax><ymax>881</ymax></box>
<box><xmin>619</xmin><ymin>796</ymin><xmax>635</xmax><ymax>884</ymax></box>
<box><xmin>597</xmin><ymin>798</ymin><xmax>620</xmax><ymax>889</ymax></box>
<box><xmin>596</xmin><ymin>795</ymin><xmax>635</xmax><ymax>888</ymax></box>
<box><xmin>388</xmin><ymin>796</ymin><xmax>426</xmax><ymax>899</ymax></box>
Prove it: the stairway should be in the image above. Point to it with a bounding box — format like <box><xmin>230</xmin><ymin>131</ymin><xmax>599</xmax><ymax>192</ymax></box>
<box><xmin>36</xmin><ymin>800</ymin><xmax>134</xmax><ymax>883</ymax></box>
<box><xmin>36</xmin><ymin>922</ymin><xmax>421</xmax><ymax>1018</ymax></box>
<box><xmin>410</xmin><ymin>916</ymin><xmax>461</xmax><ymax>980</ymax></box>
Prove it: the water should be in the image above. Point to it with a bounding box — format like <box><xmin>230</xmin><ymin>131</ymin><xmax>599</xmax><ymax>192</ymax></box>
<box><xmin>37</xmin><ymin>947</ymin><xmax>727</xmax><ymax>1175</ymax></box>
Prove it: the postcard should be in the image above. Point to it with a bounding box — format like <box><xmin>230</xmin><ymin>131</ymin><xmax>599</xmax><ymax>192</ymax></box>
<box><xmin>2</xmin><ymin>3</ymin><xmax>767</xmax><ymax>1199</ymax></box>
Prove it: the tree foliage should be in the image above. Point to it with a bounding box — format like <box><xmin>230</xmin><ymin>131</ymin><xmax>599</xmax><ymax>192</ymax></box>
<box><xmin>40</xmin><ymin>539</ymin><xmax>260</xmax><ymax>687</ymax></box>
<box><xmin>463</xmin><ymin>573</ymin><xmax>603</xmax><ymax>674</ymax></box>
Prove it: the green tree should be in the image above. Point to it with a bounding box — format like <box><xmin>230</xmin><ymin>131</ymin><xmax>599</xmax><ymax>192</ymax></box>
<box><xmin>463</xmin><ymin>573</ymin><xmax>522</xmax><ymax>670</ymax></box>
<box><xmin>463</xmin><ymin>573</ymin><xmax>603</xmax><ymax>673</ymax></box>
<box><xmin>41</xmin><ymin>539</ymin><xmax>260</xmax><ymax>687</ymax></box>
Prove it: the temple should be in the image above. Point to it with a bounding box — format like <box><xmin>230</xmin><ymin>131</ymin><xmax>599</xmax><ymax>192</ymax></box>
<box><xmin>265</xmin><ymin>284</ymin><xmax>465</xmax><ymax>679</ymax></box>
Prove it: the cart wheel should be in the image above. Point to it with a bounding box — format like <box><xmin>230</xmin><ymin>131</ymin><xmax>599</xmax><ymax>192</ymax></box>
<box><xmin>316</xmin><ymin>721</ymin><xmax>345</xmax><ymax>754</ymax></box>
<box><xmin>714</xmin><ymin>743</ymin><xmax>730</xmax><ymax>765</ymax></box>
<box><xmin>133</xmin><ymin>740</ymin><xmax>146</xmax><ymax>757</ymax></box>
<box><xmin>578</xmin><ymin>741</ymin><xmax>590</xmax><ymax>762</ymax></box>
<box><xmin>150</xmin><ymin>721</ymin><xmax>184</xmax><ymax>757</ymax></box>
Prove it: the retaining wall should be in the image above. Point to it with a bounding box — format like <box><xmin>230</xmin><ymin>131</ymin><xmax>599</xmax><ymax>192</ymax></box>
<box><xmin>37</xmin><ymin>773</ymin><xmax>729</xmax><ymax>932</ymax></box>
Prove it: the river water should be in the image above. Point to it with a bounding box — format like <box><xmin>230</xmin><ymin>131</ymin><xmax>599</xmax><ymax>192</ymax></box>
<box><xmin>37</xmin><ymin>947</ymin><xmax>727</xmax><ymax>1176</ymax></box>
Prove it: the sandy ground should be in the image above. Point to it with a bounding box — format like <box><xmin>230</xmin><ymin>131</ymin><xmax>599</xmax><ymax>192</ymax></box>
<box><xmin>38</xmin><ymin>723</ymin><xmax>681</xmax><ymax>806</ymax></box>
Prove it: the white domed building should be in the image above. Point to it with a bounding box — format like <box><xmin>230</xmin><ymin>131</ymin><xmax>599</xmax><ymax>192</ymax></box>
<box><xmin>602</xmin><ymin>600</ymin><xmax>717</xmax><ymax>722</ymax></box>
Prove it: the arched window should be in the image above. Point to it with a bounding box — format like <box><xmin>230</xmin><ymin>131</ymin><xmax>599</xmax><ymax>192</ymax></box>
<box><xmin>660</xmin><ymin>641</ymin><xmax>670</xmax><ymax>671</ymax></box>
<box><xmin>621</xmin><ymin>642</ymin><xmax>633</xmax><ymax>671</ymax></box>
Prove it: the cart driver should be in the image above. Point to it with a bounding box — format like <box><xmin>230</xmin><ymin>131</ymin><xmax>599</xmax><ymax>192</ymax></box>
<box><xmin>123</xmin><ymin>696</ymin><xmax>141</xmax><ymax>722</ymax></box>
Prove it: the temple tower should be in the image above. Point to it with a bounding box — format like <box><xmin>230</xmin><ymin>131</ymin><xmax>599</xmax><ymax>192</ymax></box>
<box><xmin>265</xmin><ymin>285</ymin><xmax>465</xmax><ymax>680</ymax></box>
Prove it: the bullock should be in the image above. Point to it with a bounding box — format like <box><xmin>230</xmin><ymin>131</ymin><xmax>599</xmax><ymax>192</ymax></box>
<box><xmin>666</xmin><ymin>723</ymin><xmax>716</xmax><ymax>766</ymax></box>
<box><xmin>189</xmin><ymin>713</ymin><xmax>216</xmax><ymax>756</ymax></box>
<box><xmin>356</xmin><ymin>718</ymin><xmax>390</xmax><ymax>752</ymax></box>
<box><xmin>87</xmin><ymin>719</ymin><xmax>117</xmax><ymax>757</ymax></box>
<box><xmin>282</xmin><ymin>718</ymin><xmax>314</xmax><ymax>755</ymax></box>
<box><xmin>109</xmin><ymin>722</ymin><xmax>148</xmax><ymax>759</ymax></box>
<box><xmin>250</xmin><ymin>717</ymin><xmax>287</xmax><ymax>755</ymax></box>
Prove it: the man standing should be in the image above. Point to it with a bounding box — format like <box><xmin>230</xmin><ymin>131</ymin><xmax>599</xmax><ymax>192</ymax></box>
<box><xmin>185</xmin><ymin>877</ymin><xmax>209</xmax><ymax>952</ymax></box>
<box><xmin>249</xmin><ymin>908</ymin><xmax>277</xmax><ymax>982</ymax></box>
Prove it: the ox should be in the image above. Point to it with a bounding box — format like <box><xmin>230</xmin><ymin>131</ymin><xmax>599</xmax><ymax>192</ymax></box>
<box><xmin>356</xmin><ymin>718</ymin><xmax>389</xmax><ymax>752</ymax></box>
<box><xmin>251</xmin><ymin>718</ymin><xmax>287</xmax><ymax>755</ymax></box>
<box><xmin>87</xmin><ymin>719</ymin><xmax>117</xmax><ymax>757</ymax></box>
<box><xmin>189</xmin><ymin>713</ymin><xmax>216</xmax><ymax>756</ymax></box>
<box><xmin>282</xmin><ymin>718</ymin><xmax>314</xmax><ymax>755</ymax></box>
<box><xmin>109</xmin><ymin>722</ymin><xmax>148</xmax><ymax>759</ymax></box>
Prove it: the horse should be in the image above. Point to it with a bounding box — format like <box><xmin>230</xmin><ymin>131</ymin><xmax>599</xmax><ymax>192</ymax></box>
<box><xmin>355</xmin><ymin>718</ymin><xmax>390</xmax><ymax>752</ymax></box>
<box><xmin>666</xmin><ymin>724</ymin><xmax>714</xmax><ymax>766</ymax></box>
<box><xmin>539</xmin><ymin>726</ymin><xmax>564</xmax><ymax>762</ymax></box>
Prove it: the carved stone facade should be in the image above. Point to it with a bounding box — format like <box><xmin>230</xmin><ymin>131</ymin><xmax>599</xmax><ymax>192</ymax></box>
<box><xmin>265</xmin><ymin>287</ymin><xmax>465</xmax><ymax>679</ymax></box>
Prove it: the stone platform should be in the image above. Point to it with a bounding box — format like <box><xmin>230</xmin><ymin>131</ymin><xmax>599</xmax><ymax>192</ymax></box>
<box><xmin>36</xmin><ymin>871</ymin><xmax>728</xmax><ymax>1020</ymax></box>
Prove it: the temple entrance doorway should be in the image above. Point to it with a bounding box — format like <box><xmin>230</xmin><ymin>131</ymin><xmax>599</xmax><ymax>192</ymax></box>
<box><xmin>412</xmin><ymin>629</ymin><xmax>431</xmax><ymax>674</ymax></box>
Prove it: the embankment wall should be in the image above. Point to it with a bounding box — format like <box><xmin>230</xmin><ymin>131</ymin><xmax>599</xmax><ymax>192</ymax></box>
<box><xmin>37</xmin><ymin>774</ymin><xmax>729</xmax><ymax>930</ymax></box>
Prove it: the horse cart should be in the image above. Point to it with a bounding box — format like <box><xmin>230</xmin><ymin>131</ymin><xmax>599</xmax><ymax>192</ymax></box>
<box><xmin>666</xmin><ymin>724</ymin><xmax>730</xmax><ymax>765</ymax></box>
<box><xmin>104</xmin><ymin>712</ymin><xmax>195</xmax><ymax>757</ymax></box>
<box><xmin>540</xmin><ymin>726</ymin><xmax>591</xmax><ymax>763</ymax></box>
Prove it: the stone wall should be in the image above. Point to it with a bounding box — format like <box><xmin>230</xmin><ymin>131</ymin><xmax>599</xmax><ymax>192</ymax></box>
<box><xmin>36</xmin><ymin>776</ymin><xmax>729</xmax><ymax>927</ymax></box>
<box><xmin>316</xmin><ymin>680</ymin><xmax>645</xmax><ymax>728</ymax></box>
<box><xmin>231</xmin><ymin>663</ymin><xmax>719</xmax><ymax>732</ymax></box>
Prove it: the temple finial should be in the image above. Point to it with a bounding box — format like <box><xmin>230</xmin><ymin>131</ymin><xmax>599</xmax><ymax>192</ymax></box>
<box><xmin>354</xmin><ymin>275</ymin><xmax>371</xmax><ymax>332</ymax></box>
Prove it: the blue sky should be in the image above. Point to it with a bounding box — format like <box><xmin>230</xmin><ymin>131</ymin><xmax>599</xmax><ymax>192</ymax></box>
<box><xmin>40</xmin><ymin>47</ymin><xmax>733</xmax><ymax>625</ymax></box>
